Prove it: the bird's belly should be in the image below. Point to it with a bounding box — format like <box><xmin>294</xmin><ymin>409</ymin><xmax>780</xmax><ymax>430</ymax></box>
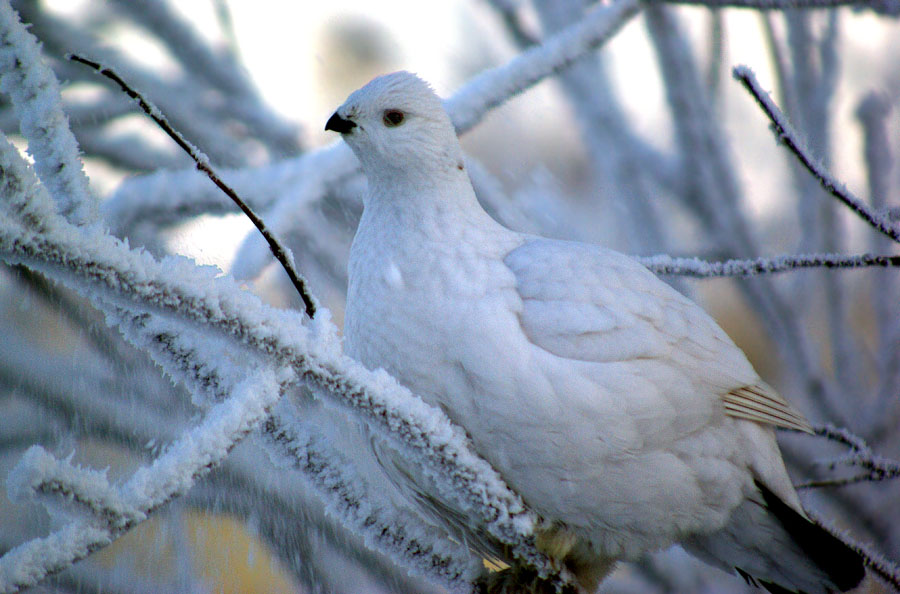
<box><xmin>344</xmin><ymin>269</ymin><xmax>747</xmax><ymax>562</ymax></box>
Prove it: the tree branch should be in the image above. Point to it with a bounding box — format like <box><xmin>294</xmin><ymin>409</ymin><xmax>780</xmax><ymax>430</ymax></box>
<box><xmin>0</xmin><ymin>367</ymin><xmax>287</xmax><ymax>593</ymax></box>
<box><xmin>68</xmin><ymin>54</ymin><xmax>318</xmax><ymax>320</ymax></box>
<box><xmin>641</xmin><ymin>252</ymin><xmax>900</xmax><ymax>277</ymax></box>
<box><xmin>796</xmin><ymin>424</ymin><xmax>900</xmax><ymax>490</ymax></box>
<box><xmin>0</xmin><ymin>2</ymin><xmax>96</xmax><ymax>226</ymax></box>
<box><xmin>734</xmin><ymin>65</ymin><xmax>900</xmax><ymax>245</ymax></box>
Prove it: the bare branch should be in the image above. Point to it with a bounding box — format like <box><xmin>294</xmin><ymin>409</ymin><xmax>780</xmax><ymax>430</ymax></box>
<box><xmin>68</xmin><ymin>54</ymin><xmax>318</xmax><ymax>320</ymax></box>
<box><xmin>734</xmin><ymin>65</ymin><xmax>900</xmax><ymax>245</ymax></box>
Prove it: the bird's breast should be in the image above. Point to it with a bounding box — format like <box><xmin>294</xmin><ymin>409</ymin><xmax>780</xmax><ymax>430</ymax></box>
<box><xmin>344</xmin><ymin>216</ymin><xmax>523</xmax><ymax>402</ymax></box>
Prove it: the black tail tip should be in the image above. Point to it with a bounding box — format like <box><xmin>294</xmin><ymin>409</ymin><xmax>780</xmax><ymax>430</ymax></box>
<box><xmin>756</xmin><ymin>480</ymin><xmax>866</xmax><ymax>592</ymax></box>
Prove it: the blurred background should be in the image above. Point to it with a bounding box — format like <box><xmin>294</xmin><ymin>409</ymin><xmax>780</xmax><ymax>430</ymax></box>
<box><xmin>1</xmin><ymin>0</ymin><xmax>899</xmax><ymax>591</ymax></box>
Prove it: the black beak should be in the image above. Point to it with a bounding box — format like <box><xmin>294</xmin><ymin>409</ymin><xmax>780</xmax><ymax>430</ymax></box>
<box><xmin>325</xmin><ymin>112</ymin><xmax>357</xmax><ymax>134</ymax></box>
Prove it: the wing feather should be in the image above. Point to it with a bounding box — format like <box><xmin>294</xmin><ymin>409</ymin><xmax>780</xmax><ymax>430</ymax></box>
<box><xmin>724</xmin><ymin>385</ymin><xmax>813</xmax><ymax>433</ymax></box>
<box><xmin>504</xmin><ymin>239</ymin><xmax>812</xmax><ymax>432</ymax></box>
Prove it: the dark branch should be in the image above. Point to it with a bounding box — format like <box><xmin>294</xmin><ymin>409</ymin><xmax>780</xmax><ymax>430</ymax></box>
<box><xmin>67</xmin><ymin>54</ymin><xmax>318</xmax><ymax>320</ymax></box>
<box><xmin>733</xmin><ymin>65</ymin><xmax>900</xmax><ymax>246</ymax></box>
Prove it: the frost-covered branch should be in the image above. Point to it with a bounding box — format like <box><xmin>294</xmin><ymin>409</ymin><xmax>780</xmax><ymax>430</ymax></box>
<box><xmin>0</xmin><ymin>366</ymin><xmax>287</xmax><ymax>593</ymax></box>
<box><xmin>5</xmin><ymin>3</ymin><xmax>900</xmax><ymax>592</ymax></box>
<box><xmin>795</xmin><ymin>425</ymin><xmax>900</xmax><ymax>489</ymax></box>
<box><xmin>641</xmin><ymin>252</ymin><xmax>900</xmax><ymax>277</ymax></box>
<box><xmin>7</xmin><ymin>447</ymin><xmax>142</xmax><ymax>527</ymax></box>
<box><xmin>261</xmin><ymin>408</ymin><xmax>476</xmax><ymax>587</ymax></box>
<box><xmin>7</xmin><ymin>0</ymin><xmax>300</xmax><ymax>169</ymax></box>
<box><xmin>804</xmin><ymin>508</ymin><xmax>900</xmax><ymax>591</ymax></box>
<box><xmin>734</xmin><ymin>65</ymin><xmax>900</xmax><ymax>244</ymax></box>
<box><xmin>105</xmin><ymin>293</ymin><xmax>483</xmax><ymax>586</ymax></box>
<box><xmin>0</xmin><ymin>1</ymin><xmax>95</xmax><ymax>226</ymax></box>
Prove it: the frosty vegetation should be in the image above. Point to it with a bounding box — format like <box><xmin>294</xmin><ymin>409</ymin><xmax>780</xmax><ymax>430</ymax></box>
<box><xmin>1</xmin><ymin>0</ymin><xmax>899</xmax><ymax>592</ymax></box>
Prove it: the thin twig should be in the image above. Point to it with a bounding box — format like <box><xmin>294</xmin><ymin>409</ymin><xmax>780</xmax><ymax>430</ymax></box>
<box><xmin>796</xmin><ymin>474</ymin><xmax>893</xmax><ymax>490</ymax></box>
<box><xmin>67</xmin><ymin>54</ymin><xmax>318</xmax><ymax>320</ymax></box>
<box><xmin>734</xmin><ymin>65</ymin><xmax>900</xmax><ymax>245</ymax></box>
<box><xmin>795</xmin><ymin>424</ymin><xmax>900</xmax><ymax>489</ymax></box>
<box><xmin>641</xmin><ymin>252</ymin><xmax>900</xmax><ymax>278</ymax></box>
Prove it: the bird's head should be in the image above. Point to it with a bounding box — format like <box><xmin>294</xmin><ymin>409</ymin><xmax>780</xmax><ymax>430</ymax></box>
<box><xmin>325</xmin><ymin>72</ymin><xmax>464</xmax><ymax>184</ymax></box>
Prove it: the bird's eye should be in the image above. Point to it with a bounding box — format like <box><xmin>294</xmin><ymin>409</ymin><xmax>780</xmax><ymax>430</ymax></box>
<box><xmin>383</xmin><ymin>109</ymin><xmax>405</xmax><ymax>127</ymax></box>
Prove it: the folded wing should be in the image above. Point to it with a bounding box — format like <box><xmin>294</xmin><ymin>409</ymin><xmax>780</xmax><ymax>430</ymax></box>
<box><xmin>503</xmin><ymin>238</ymin><xmax>811</xmax><ymax>433</ymax></box>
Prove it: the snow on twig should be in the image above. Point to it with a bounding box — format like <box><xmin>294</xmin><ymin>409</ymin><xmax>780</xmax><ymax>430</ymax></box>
<box><xmin>109</xmin><ymin>298</ymin><xmax>476</xmax><ymax>587</ymax></box>
<box><xmin>68</xmin><ymin>54</ymin><xmax>318</xmax><ymax>319</ymax></box>
<box><xmin>0</xmin><ymin>1</ymin><xmax>96</xmax><ymax>226</ymax></box>
<box><xmin>7</xmin><ymin>447</ymin><xmax>139</xmax><ymax>526</ymax></box>
<box><xmin>2</xmin><ymin>227</ymin><xmax>555</xmax><ymax>582</ymax></box>
<box><xmin>0</xmin><ymin>134</ymin><xmax>59</xmax><ymax>233</ymax></box>
<box><xmin>734</xmin><ymin>65</ymin><xmax>900</xmax><ymax>245</ymax></box>
<box><xmin>9</xmin><ymin>1</ymin><xmax>293</xmax><ymax>168</ymax></box>
<box><xmin>262</xmin><ymin>408</ymin><xmax>476</xmax><ymax>587</ymax></box>
<box><xmin>788</xmin><ymin>425</ymin><xmax>900</xmax><ymax>588</ymax></box>
<box><xmin>0</xmin><ymin>523</ymin><xmax>111</xmax><ymax>594</ymax></box>
<box><xmin>0</xmin><ymin>367</ymin><xmax>287</xmax><ymax>593</ymax></box>
<box><xmin>641</xmin><ymin>252</ymin><xmax>900</xmax><ymax>277</ymax></box>
<box><xmin>795</xmin><ymin>424</ymin><xmax>900</xmax><ymax>490</ymax></box>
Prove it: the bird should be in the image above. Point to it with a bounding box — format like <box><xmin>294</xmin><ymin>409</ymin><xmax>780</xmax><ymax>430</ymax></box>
<box><xmin>325</xmin><ymin>71</ymin><xmax>866</xmax><ymax>593</ymax></box>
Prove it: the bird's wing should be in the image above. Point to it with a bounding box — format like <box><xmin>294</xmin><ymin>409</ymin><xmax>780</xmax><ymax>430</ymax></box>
<box><xmin>504</xmin><ymin>238</ymin><xmax>811</xmax><ymax>433</ymax></box>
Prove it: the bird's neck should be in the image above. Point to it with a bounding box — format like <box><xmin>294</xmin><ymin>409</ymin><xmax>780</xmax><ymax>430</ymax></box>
<box><xmin>362</xmin><ymin>165</ymin><xmax>492</xmax><ymax>231</ymax></box>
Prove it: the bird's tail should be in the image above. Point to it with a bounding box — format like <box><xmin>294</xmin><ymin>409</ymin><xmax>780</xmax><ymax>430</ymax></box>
<box><xmin>683</xmin><ymin>480</ymin><xmax>865</xmax><ymax>593</ymax></box>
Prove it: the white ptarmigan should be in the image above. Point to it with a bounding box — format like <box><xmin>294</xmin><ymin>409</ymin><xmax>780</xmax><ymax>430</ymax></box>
<box><xmin>326</xmin><ymin>71</ymin><xmax>865</xmax><ymax>593</ymax></box>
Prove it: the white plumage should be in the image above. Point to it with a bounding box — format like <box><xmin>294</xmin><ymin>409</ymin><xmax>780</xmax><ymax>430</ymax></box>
<box><xmin>326</xmin><ymin>71</ymin><xmax>864</xmax><ymax>593</ymax></box>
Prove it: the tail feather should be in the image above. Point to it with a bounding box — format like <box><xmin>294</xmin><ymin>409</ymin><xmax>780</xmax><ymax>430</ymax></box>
<box><xmin>755</xmin><ymin>480</ymin><xmax>865</xmax><ymax>592</ymax></box>
<box><xmin>683</xmin><ymin>480</ymin><xmax>865</xmax><ymax>593</ymax></box>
